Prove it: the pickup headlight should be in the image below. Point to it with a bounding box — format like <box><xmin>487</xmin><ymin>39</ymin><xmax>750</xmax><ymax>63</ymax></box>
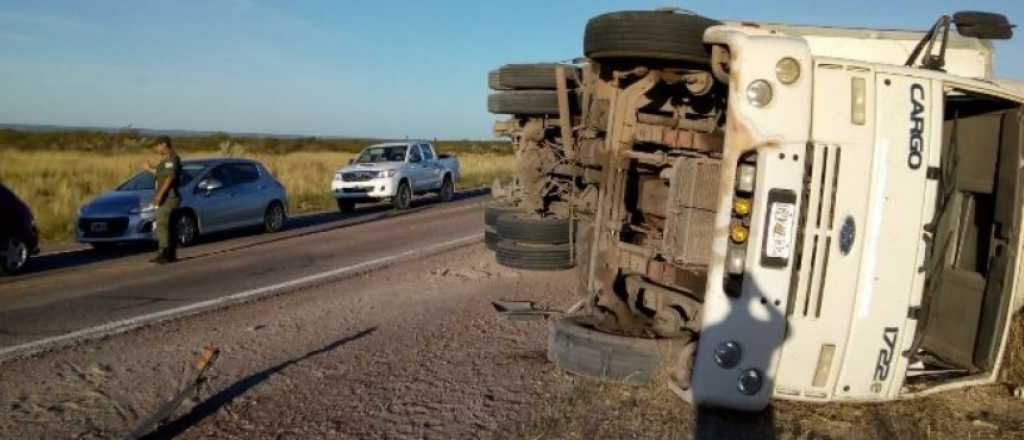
<box><xmin>335</xmin><ymin>172</ymin><xmax>344</xmax><ymax>181</ymax></box>
<box><xmin>382</xmin><ymin>170</ymin><xmax>398</xmax><ymax>178</ymax></box>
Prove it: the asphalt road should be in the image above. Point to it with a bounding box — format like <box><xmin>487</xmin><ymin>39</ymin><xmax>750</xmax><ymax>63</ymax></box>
<box><xmin>0</xmin><ymin>191</ymin><xmax>488</xmax><ymax>351</ymax></box>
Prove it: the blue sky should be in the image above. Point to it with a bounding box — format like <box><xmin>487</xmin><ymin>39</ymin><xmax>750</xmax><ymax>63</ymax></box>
<box><xmin>1</xmin><ymin>1</ymin><xmax>1022</xmax><ymax>139</ymax></box>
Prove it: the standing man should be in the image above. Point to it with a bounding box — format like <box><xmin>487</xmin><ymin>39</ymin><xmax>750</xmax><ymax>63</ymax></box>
<box><xmin>144</xmin><ymin>136</ymin><xmax>182</xmax><ymax>264</ymax></box>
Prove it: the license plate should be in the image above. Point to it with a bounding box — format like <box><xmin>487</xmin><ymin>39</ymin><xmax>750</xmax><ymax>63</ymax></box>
<box><xmin>765</xmin><ymin>202</ymin><xmax>796</xmax><ymax>259</ymax></box>
<box><xmin>90</xmin><ymin>222</ymin><xmax>108</xmax><ymax>232</ymax></box>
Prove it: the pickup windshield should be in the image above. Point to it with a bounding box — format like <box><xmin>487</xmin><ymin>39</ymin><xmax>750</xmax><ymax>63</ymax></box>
<box><xmin>355</xmin><ymin>146</ymin><xmax>407</xmax><ymax>164</ymax></box>
<box><xmin>116</xmin><ymin>164</ymin><xmax>206</xmax><ymax>191</ymax></box>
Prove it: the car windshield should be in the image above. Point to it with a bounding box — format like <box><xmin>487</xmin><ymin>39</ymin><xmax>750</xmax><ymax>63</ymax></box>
<box><xmin>116</xmin><ymin>163</ymin><xmax>207</xmax><ymax>191</ymax></box>
<box><xmin>355</xmin><ymin>146</ymin><xmax>407</xmax><ymax>163</ymax></box>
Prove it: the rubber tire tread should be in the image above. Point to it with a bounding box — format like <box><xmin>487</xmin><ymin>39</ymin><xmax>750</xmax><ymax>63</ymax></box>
<box><xmin>484</xmin><ymin>204</ymin><xmax>521</xmax><ymax>227</ymax></box>
<box><xmin>495</xmin><ymin>240</ymin><xmax>573</xmax><ymax>271</ymax></box>
<box><xmin>547</xmin><ymin>315</ymin><xmax>688</xmax><ymax>385</ymax></box>
<box><xmin>584</xmin><ymin>10</ymin><xmax>720</xmax><ymax>63</ymax></box>
<box><xmin>488</xmin><ymin>91</ymin><xmax>575</xmax><ymax>116</ymax></box>
<box><xmin>488</xmin><ymin>64</ymin><xmax>580</xmax><ymax>90</ymax></box>
<box><xmin>484</xmin><ymin>227</ymin><xmax>499</xmax><ymax>251</ymax></box>
<box><xmin>496</xmin><ymin>213</ymin><xmax>571</xmax><ymax>244</ymax></box>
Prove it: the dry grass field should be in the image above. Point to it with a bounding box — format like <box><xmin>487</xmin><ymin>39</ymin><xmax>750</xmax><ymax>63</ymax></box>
<box><xmin>0</xmin><ymin>149</ymin><xmax>514</xmax><ymax>244</ymax></box>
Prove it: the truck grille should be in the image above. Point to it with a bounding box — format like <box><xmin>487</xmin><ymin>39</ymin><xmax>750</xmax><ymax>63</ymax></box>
<box><xmin>789</xmin><ymin>143</ymin><xmax>842</xmax><ymax>318</ymax></box>
<box><xmin>342</xmin><ymin>171</ymin><xmax>378</xmax><ymax>182</ymax></box>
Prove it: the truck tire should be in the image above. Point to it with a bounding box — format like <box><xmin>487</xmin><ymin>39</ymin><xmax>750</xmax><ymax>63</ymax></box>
<box><xmin>484</xmin><ymin>203</ymin><xmax>520</xmax><ymax>227</ymax></box>
<box><xmin>437</xmin><ymin>175</ymin><xmax>454</xmax><ymax>202</ymax></box>
<box><xmin>488</xmin><ymin>64</ymin><xmax>580</xmax><ymax>90</ymax></box>
<box><xmin>495</xmin><ymin>240</ymin><xmax>573</xmax><ymax>270</ymax></box>
<box><xmin>488</xmin><ymin>91</ymin><xmax>575</xmax><ymax>116</ymax></box>
<box><xmin>547</xmin><ymin>315</ymin><xmax>689</xmax><ymax>385</ymax></box>
<box><xmin>496</xmin><ymin>213</ymin><xmax>570</xmax><ymax>244</ymax></box>
<box><xmin>584</xmin><ymin>10</ymin><xmax>720</xmax><ymax>63</ymax></box>
<box><xmin>484</xmin><ymin>226</ymin><xmax>499</xmax><ymax>251</ymax></box>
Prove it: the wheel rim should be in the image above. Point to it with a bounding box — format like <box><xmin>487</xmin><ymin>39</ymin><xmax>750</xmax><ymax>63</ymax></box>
<box><xmin>267</xmin><ymin>204</ymin><xmax>284</xmax><ymax>231</ymax></box>
<box><xmin>4</xmin><ymin>238</ymin><xmax>28</xmax><ymax>271</ymax></box>
<box><xmin>177</xmin><ymin>216</ymin><xmax>196</xmax><ymax>245</ymax></box>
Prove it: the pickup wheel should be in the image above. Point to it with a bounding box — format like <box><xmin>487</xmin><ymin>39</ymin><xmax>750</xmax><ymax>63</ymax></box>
<box><xmin>495</xmin><ymin>240</ymin><xmax>573</xmax><ymax>271</ymax></box>
<box><xmin>336</xmin><ymin>199</ymin><xmax>355</xmax><ymax>213</ymax></box>
<box><xmin>488</xmin><ymin>63</ymin><xmax>580</xmax><ymax>90</ymax></box>
<box><xmin>584</xmin><ymin>10</ymin><xmax>720</xmax><ymax>63</ymax></box>
<box><xmin>496</xmin><ymin>213</ymin><xmax>571</xmax><ymax>244</ymax></box>
<box><xmin>488</xmin><ymin>91</ymin><xmax>575</xmax><ymax>116</ymax></box>
<box><xmin>438</xmin><ymin>176</ymin><xmax>454</xmax><ymax>202</ymax></box>
<box><xmin>547</xmin><ymin>315</ymin><xmax>690</xmax><ymax>385</ymax></box>
<box><xmin>392</xmin><ymin>181</ymin><xmax>412</xmax><ymax>210</ymax></box>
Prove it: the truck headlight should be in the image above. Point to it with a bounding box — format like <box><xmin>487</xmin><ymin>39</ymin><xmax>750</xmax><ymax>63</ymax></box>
<box><xmin>746</xmin><ymin>80</ymin><xmax>773</xmax><ymax>107</ymax></box>
<box><xmin>714</xmin><ymin>341</ymin><xmax>742</xmax><ymax>369</ymax></box>
<box><xmin>736</xmin><ymin>163</ymin><xmax>756</xmax><ymax>194</ymax></box>
<box><xmin>737</xmin><ymin>368</ymin><xmax>763</xmax><ymax>395</ymax></box>
<box><xmin>382</xmin><ymin>170</ymin><xmax>397</xmax><ymax>178</ymax></box>
<box><xmin>334</xmin><ymin>172</ymin><xmax>344</xmax><ymax>181</ymax></box>
<box><xmin>726</xmin><ymin>245</ymin><xmax>746</xmax><ymax>275</ymax></box>
<box><xmin>775</xmin><ymin>58</ymin><xmax>800</xmax><ymax>84</ymax></box>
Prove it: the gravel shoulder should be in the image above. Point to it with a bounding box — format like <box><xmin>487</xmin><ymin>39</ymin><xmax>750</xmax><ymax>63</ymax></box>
<box><xmin>2</xmin><ymin>243</ymin><xmax>1023</xmax><ymax>439</ymax></box>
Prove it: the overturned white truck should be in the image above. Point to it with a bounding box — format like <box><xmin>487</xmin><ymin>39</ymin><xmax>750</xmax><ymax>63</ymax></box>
<box><xmin>489</xmin><ymin>9</ymin><xmax>1024</xmax><ymax>411</ymax></box>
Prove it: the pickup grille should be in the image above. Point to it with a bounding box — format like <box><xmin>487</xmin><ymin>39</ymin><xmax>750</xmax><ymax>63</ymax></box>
<box><xmin>342</xmin><ymin>171</ymin><xmax>378</xmax><ymax>182</ymax></box>
<box><xmin>789</xmin><ymin>143</ymin><xmax>842</xmax><ymax>318</ymax></box>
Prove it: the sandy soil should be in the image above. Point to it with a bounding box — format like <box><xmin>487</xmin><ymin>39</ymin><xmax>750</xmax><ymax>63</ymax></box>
<box><xmin>2</xmin><ymin>243</ymin><xmax>1023</xmax><ymax>439</ymax></box>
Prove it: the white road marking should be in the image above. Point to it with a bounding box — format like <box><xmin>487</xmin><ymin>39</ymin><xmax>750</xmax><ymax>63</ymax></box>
<box><xmin>0</xmin><ymin>233</ymin><xmax>483</xmax><ymax>362</ymax></box>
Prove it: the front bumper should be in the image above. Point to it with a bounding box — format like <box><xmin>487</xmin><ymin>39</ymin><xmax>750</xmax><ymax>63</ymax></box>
<box><xmin>76</xmin><ymin>213</ymin><xmax>156</xmax><ymax>243</ymax></box>
<box><xmin>331</xmin><ymin>177</ymin><xmax>397</xmax><ymax>199</ymax></box>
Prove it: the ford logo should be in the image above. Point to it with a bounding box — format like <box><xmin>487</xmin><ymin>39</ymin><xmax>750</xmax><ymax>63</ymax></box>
<box><xmin>839</xmin><ymin>216</ymin><xmax>856</xmax><ymax>255</ymax></box>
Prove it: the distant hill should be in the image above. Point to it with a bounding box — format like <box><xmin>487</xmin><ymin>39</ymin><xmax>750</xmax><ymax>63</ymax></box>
<box><xmin>0</xmin><ymin>123</ymin><xmax>352</xmax><ymax>140</ymax></box>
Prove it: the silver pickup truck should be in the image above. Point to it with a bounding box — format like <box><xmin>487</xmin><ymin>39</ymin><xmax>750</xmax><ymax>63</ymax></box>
<box><xmin>331</xmin><ymin>141</ymin><xmax>460</xmax><ymax>211</ymax></box>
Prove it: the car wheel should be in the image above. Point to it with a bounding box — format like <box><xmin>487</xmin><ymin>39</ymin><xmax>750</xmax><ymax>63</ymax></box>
<box><xmin>584</xmin><ymin>10</ymin><xmax>720</xmax><ymax>63</ymax></box>
<box><xmin>547</xmin><ymin>315</ymin><xmax>691</xmax><ymax>385</ymax></box>
<box><xmin>438</xmin><ymin>176</ymin><xmax>454</xmax><ymax>203</ymax></box>
<box><xmin>0</xmin><ymin>236</ymin><xmax>29</xmax><ymax>276</ymax></box>
<box><xmin>264</xmin><ymin>202</ymin><xmax>286</xmax><ymax>233</ymax></box>
<box><xmin>337</xmin><ymin>199</ymin><xmax>355</xmax><ymax>212</ymax></box>
<box><xmin>392</xmin><ymin>181</ymin><xmax>412</xmax><ymax>210</ymax></box>
<box><xmin>494</xmin><ymin>239</ymin><xmax>573</xmax><ymax>271</ymax></box>
<box><xmin>175</xmin><ymin>212</ymin><xmax>199</xmax><ymax>247</ymax></box>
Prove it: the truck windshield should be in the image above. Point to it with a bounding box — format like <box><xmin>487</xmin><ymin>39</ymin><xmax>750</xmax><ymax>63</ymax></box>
<box><xmin>355</xmin><ymin>146</ymin><xmax>408</xmax><ymax>163</ymax></box>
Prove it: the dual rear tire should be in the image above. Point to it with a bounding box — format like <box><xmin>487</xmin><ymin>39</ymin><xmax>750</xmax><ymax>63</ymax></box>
<box><xmin>483</xmin><ymin>204</ymin><xmax>574</xmax><ymax>271</ymax></box>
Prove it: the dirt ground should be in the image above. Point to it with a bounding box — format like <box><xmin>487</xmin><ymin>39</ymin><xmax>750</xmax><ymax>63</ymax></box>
<box><xmin>1</xmin><ymin>244</ymin><xmax>1024</xmax><ymax>439</ymax></box>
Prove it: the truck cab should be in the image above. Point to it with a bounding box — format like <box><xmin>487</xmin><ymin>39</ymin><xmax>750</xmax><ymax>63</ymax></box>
<box><xmin>689</xmin><ymin>23</ymin><xmax>1024</xmax><ymax>410</ymax></box>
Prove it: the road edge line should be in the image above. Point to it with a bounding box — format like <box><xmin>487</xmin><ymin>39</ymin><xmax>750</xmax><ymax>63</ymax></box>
<box><xmin>0</xmin><ymin>233</ymin><xmax>484</xmax><ymax>364</ymax></box>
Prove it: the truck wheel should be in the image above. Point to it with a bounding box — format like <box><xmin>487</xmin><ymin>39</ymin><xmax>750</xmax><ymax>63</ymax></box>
<box><xmin>547</xmin><ymin>315</ymin><xmax>689</xmax><ymax>385</ymax></box>
<box><xmin>0</xmin><ymin>236</ymin><xmax>29</xmax><ymax>276</ymax></box>
<box><xmin>392</xmin><ymin>181</ymin><xmax>412</xmax><ymax>210</ymax></box>
<box><xmin>584</xmin><ymin>10</ymin><xmax>720</xmax><ymax>63</ymax></box>
<box><xmin>336</xmin><ymin>199</ymin><xmax>355</xmax><ymax>212</ymax></box>
<box><xmin>488</xmin><ymin>91</ymin><xmax>575</xmax><ymax>116</ymax></box>
<box><xmin>496</xmin><ymin>213</ymin><xmax>571</xmax><ymax>244</ymax></box>
<box><xmin>437</xmin><ymin>176</ymin><xmax>454</xmax><ymax>202</ymax></box>
<box><xmin>495</xmin><ymin>240</ymin><xmax>573</xmax><ymax>270</ymax></box>
<box><xmin>484</xmin><ymin>203</ymin><xmax>520</xmax><ymax>228</ymax></box>
<box><xmin>488</xmin><ymin>63</ymin><xmax>580</xmax><ymax>90</ymax></box>
<box><xmin>484</xmin><ymin>226</ymin><xmax>499</xmax><ymax>251</ymax></box>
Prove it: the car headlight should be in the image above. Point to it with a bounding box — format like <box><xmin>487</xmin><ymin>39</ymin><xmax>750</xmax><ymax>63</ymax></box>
<box><xmin>775</xmin><ymin>57</ymin><xmax>800</xmax><ymax>84</ymax></box>
<box><xmin>746</xmin><ymin>80</ymin><xmax>773</xmax><ymax>107</ymax></box>
<box><xmin>130</xmin><ymin>203</ymin><xmax>157</xmax><ymax>214</ymax></box>
<box><xmin>382</xmin><ymin>170</ymin><xmax>398</xmax><ymax>178</ymax></box>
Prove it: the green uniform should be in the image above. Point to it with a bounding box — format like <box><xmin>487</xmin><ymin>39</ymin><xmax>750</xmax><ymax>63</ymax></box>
<box><xmin>154</xmin><ymin>152</ymin><xmax>182</xmax><ymax>257</ymax></box>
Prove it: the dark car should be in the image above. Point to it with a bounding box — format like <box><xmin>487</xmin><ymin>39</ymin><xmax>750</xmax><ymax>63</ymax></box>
<box><xmin>0</xmin><ymin>183</ymin><xmax>40</xmax><ymax>275</ymax></box>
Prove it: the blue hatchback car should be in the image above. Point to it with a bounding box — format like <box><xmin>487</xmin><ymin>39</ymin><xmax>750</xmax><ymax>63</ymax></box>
<box><xmin>76</xmin><ymin>158</ymin><xmax>288</xmax><ymax>248</ymax></box>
